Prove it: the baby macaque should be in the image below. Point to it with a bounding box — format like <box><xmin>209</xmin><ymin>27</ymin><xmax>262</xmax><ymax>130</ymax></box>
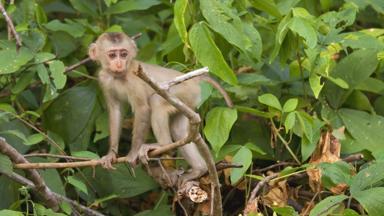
<box><xmin>89</xmin><ymin>32</ymin><xmax>232</xmax><ymax>183</ymax></box>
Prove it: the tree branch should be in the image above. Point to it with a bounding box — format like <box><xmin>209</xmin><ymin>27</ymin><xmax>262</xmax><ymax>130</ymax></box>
<box><xmin>2</xmin><ymin>171</ymin><xmax>105</xmax><ymax>216</ymax></box>
<box><xmin>0</xmin><ymin>2</ymin><xmax>22</xmax><ymax>50</ymax></box>
<box><xmin>160</xmin><ymin>67</ymin><xmax>209</xmax><ymax>90</ymax></box>
<box><xmin>0</xmin><ymin>137</ymin><xmax>60</xmax><ymax>210</ymax></box>
<box><xmin>64</xmin><ymin>57</ymin><xmax>91</xmax><ymax>73</ymax></box>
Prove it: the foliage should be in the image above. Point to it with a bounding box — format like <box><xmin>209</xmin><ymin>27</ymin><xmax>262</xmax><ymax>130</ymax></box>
<box><xmin>1</xmin><ymin>0</ymin><xmax>384</xmax><ymax>215</ymax></box>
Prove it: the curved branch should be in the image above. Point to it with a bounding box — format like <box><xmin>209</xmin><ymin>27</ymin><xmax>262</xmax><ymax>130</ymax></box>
<box><xmin>0</xmin><ymin>137</ymin><xmax>60</xmax><ymax>210</ymax></box>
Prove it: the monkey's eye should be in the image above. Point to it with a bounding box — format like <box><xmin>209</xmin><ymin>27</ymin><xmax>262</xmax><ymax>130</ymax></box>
<box><xmin>120</xmin><ymin>51</ymin><xmax>128</xmax><ymax>58</ymax></box>
<box><xmin>108</xmin><ymin>53</ymin><xmax>117</xmax><ymax>59</ymax></box>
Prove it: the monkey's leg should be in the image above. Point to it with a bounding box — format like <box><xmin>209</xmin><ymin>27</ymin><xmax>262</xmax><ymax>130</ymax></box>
<box><xmin>171</xmin><ymin>114</ymin><xmax>208</xmax><ymax>185</ymax></box>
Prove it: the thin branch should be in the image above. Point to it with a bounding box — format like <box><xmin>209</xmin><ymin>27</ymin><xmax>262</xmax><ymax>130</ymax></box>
<box><xmin>2</xmin><ymin>171</ymin><xmax>105</xmax><ymax>216</ymax></box>
<box><xmin>247</xmin><ymin>173</ymin><xmax>279</xmax><ymax>204</ymax></box>
<box><xmin>343</xmin><ymin>153</ymin><xmax>364</xmax><ymax>163</ymax></box>
<box><xmin>65</xmin><ymin>57</ymin><xmax>91</xmax><ymax>73</ymax></box>
<box><xmin>0</xmin><ymin>2</ymin><xmax>22</xmax><ymax>50</ymax></box>
<box><xmin>131</xmin><ymin>32</ymin><xmax>142</xmax><ymax>40</ymax></box>
<box><xmin>0</xmin><ymin>137</ymin><xmax>60</xmax><ymax>210</ymax></box>
<box><xmin>24</xmin><ymin>153</ymin><xmax>91</xmax><ymax>161</ymax></box>
<box><xmin>160</xmin><ymin>67</ymin><xmax>209</xmax><ymax>90</ymax></box>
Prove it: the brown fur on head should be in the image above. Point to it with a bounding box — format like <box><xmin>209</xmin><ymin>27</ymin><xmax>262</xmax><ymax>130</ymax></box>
<box><xmin>88</xmin><ymin>32</ymin><xmax>138</xmax><ymax>77</ymax></box>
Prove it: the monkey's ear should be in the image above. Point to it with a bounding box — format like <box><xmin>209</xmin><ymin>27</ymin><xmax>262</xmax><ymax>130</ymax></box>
<box><xmin>88</xmin><ymin>43</ymin><xmax>98</xmax><ymax>60</ymax></box>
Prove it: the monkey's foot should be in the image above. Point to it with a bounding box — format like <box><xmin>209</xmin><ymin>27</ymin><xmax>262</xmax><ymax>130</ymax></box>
<box><xmin>100</xmin><ymin>151</ymin><xmax>117</xmax><ymax>170</ymax></box>
<box><xmin>137</xmin><ymin>143</ymin><xmax>161</xmax><ymax>165</ymax></box>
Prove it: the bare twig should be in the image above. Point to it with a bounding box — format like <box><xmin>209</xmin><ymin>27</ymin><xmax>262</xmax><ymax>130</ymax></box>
<box><xmin>160</xmin><ymin>67</ymin><xmax>209</xmax><ymax>90</ymax></box>
<box><xmin>65</xmin><ymin>57</ymin><xmax>91</xmax><ymax>73</ymax></box>
<box><xmin>0</xmin><ymin>137</ymin><xmax>60</xmax><ymax>210</ymax></box>
<box><xmin>24</xmin><ymin>153</ymin><xmax>91</xmax><ymax>161</ymax></box>
<box><xmin>247</xmin><ymin>173</ymin><xmax>279</xmax><ymax>206</ymax></box>
<box><xmin>131</xmin><ymin>33</ymin><xmax>142</xmax><ymax>40</ymax></box>
<box><xmin>2</xmin><ymin>171</ymin><xmax>105</xmax><ymax>216</ymax></box>
<box><xmin>343</xmin><ymin>153</ymin><xmax>364</xmax><ymax>163</ymax></box>
<box><xmin>0</xmin><ymin>2</ymin><xmax>22</xmax><ymax>50</ymax></box>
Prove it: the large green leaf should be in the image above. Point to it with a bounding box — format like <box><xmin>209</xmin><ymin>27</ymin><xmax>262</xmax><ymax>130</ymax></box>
<box><xmin>81</xmin><ymin>165</ymin><xmax>158</xmax><ymax>198</ymax></box>
<box><xmin>258</xmin><ymin>93</ymin><xmax>282</xmax><ymax>111</ymax></box>
<box><xmin>200</xmin><ymin>0</ymin><xmax>262</xmax><ymax>60</ymax></box>
<box><xmin>309</xmin><ymin>195</ymin><xmax>348</xmax><ymax>216</ymax></box>
<box><xmin>288</xmin><ymin>17</ymin><xmax>317</xmax><ymax>48</ymax></box>
<box><xmin>189</xmin><ymin>22</ymin><xmax>237</xmax><ymax>85</ymax></box>
<box><xmin>173</xmin><ymin>0</ymin><xmax>188</xmax><ymax>44</ymax></box>
<box><xmin>203</xmin><ymin>107</ymin><xmax>238</xmax><ymax>153</ymax></box>
<box><xmin>339</xmin><ymin>109</ymin><xmax>384</xmax><ymax>157</ymax></box>
<box><xmin>353</xmin><ymin>187</ymin><xmax>384</xmax><ymax>216</ymax></box>
<box><xmin>249</xmin><ymin>0</ymin><xmax>282</xmax><ymax>18</ymax></box>
<box><xmin>319</xmin><ymin>161</ymin><xmax>353</xmax><ymax>190</ymax></box>
<box><xmin>43</xmin><ymin>84</ymin><xmax>101</xmax><ymax>151</ymax></box>
<box><xmin>0</xmin><ymin>47</ymin><xmax>33</xmax><ymax>74</ymax></box>
<box><xmin>45</xmin><ymin>19</ymin><xmax>85</xmax><ymax>38</ymax></box>
<box><xmin>48</xmin><ymin>60</ymin><xmax>66</xmax><ymax>89</ymax></box>
<box><xmin>0</xmin><ymin>210</ymin><xmax>23</xmax><ymax>216</ymax></box>
<box><xmin>0</xmin><ymin>154</ymin><xmax>12</xmax><ymax>175</ymax></box>
<box><xmin>107</xmin><ymin>0</ymin><xmax>161</xmax><ymax>14</ymax></box>
<box><xmin>324</xmin><ymin>49</ymin><xmax>378</xmax><ymax>108</ymax></box>
<box><xmin>230</xmin><ymin>146</ymin><xmax>252</xmax><ymax>184</ymax></box>
<box><xmin>350</xmin><ymin>162</ymin><xmax>384</xmax><ymax>194</ymax></box>
<box><xmin>69</xmin><ymin>0</ymin><xmax>98</xmax><ymax>17</ymax></box>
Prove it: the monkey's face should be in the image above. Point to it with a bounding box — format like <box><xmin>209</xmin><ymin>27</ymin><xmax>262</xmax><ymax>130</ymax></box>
<box><xmin>89</xmin><ymin>32</ymin><xmax>138</xmax><ymax>78</ymax></box>
<box><xmin>105</xmin><ymin>48</ymin><xmax>130</xmax><ymax>76</ymax></box>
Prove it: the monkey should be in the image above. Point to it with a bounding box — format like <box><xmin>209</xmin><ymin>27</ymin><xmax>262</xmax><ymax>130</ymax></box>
<box><xmin>88</xmin><ymin>32</ymin><xmax>233</xmax><ymax>184</ymax></box>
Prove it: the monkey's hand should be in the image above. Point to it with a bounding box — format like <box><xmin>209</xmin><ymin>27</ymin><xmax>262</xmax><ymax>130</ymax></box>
<box><xmin>100</xmin><ymin>151</ymin><xmax>117</xmax><ymax>170</ymax></box>
<box><xmin>137</xmin><ymin>144</ymin><xmax>161</xmax><ymax>165</ymax></box>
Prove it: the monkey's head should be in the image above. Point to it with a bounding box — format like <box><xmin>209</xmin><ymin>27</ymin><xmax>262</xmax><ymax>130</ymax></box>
<box><xmin>89</xmin><ymin>32</ymin><xmax>138</xmax><ymax>77</ymax></box>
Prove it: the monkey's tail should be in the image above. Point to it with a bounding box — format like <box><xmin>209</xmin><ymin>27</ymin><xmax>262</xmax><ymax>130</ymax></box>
<box><xmin>201</xmin><ymin>76</ymin><xmax>234</xmax><ymax>108</ymax></box>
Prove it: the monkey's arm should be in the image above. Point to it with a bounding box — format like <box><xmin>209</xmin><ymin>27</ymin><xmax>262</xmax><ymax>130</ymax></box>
<box><xmin>126</xmin><ymin>103</ymin><xmax>152</xmax><ymax>165</ymax></box>
<box><xmin>100</xmin><ymin>92</ymin><xmax>122</xmax><ymax>169</ymax></box>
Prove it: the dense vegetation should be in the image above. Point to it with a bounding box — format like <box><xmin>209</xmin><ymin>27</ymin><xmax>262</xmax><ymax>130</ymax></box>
<box><xmin>1</xmin><ymin>0</ymin><xmax>384</xmax><ymax>215</ymax></box>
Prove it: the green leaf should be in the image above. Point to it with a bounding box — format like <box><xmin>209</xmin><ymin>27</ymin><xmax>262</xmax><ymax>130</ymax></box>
<box><xmin>350</xmin><ymin>162</ymin><xmax>384</xmax><ymax>194</ymax></box>
<box><xmin>69</xmin><ymin>0</ymin><xmax>98</xmax><ymax>17</ymax></box>
<box><xmin>94</xmin><ymin>112</ymin><xmax>109</xmax><ymax>142</ymax></box>
<box><xmin>67</xmin><ymin>176</ymin><xmax>88</xmax><ymax>195</ymax></box>
<box><xmin>283</xmin><ymin>98</ymin><xmax>298</xmax><ymax>113</ymax></box>
<box><xmin>0</xmin><ymin>47</ymin><xmax>34</xmax><ymax>74</ymax></box>
<box><xmin>72</xmin><ymin>151</ymin><xmax>100</xmax><ymax>159</ymax></box>
<box><xmin>309</xmin><ymin>73</ymin><xmax>324</xmax><ymax>99</ymax></box>
<box><xmin>37</xmin><ymin>64</ymin><xmax>50</xmax><ymax>84</ymax></box>
<box><xmin>236</xmin><ymin>105</ymin><xmax>275</xmax><ymax>118</ymax></box>
<box><xmin>11</xmin><ymin>71</ymin><xmax>35</xmax><ymax>94</ymax></box>
<box><xmin>25</xmin><ymin>133</ymin><xmax>45</xmax><ymax>146</ymax></box>
<box><xmin>49</xmin><ymin>60</ymin><xmax>66</xmax><ymax>89</ymax></box>
<box><xmin>81</xmin><ymin>165</ymin><xmax>158</xmax><ymax>198</ymax></box>
<box><xmin>284</xmin><ymin>111</ymin><xmax>296</xmax><ymax>132</ymax></box>
<box><xmin>309</xmin><ymin>195</ymin><xmax>348</xmax><ymax>216</ymax></box>
<box><xmin>45</xmin><ymin>19</ymin><xmax>85</xmax><ymax>38</ymax></box>
<box><xmin>0</xmin><ymin>154</ymin><xmax>12</xmax><ymax>175</ymax></box>
<box><xmin>43</xmin><ymin>85</ymin><xmax>101</xmax><ymax>152</ymax></box>
<box><xmin>203</xmin><ymin>107</ymin><xmax>237</xmax><ymax>153</ymax></box>
<box><xmin>107</xmin><ymin>0</ymin><xmax>161</xmax><ymax>14</ymax></box>
<box><xmin>200</xmin><ymin>0</ymin><xmax>262</xmax><ymax>60</ymax></box>
<box><xmin>273</xmin><ymin>206</ymin><xmax>299</xmax><ymax>216</ymax></box>
<box><xmin>230</xmin><ymin>146</ymin><xmax>252</xmax><ymax>184</ymax></box>
<box><xmin>249</xmin><ymin>0</ymin><xmax>282</xmax><ymax>18</ymax></box>
<box><xmin>258</xmin><ymin>93</ymin><xmax>282</xmax><ymax>110</ymax></box>
<box><xmin>319</xmin><ymin>161</ymin><xmax>353</xmax><ymax>190</ymax></box>
<box><xmin>353</xmin><ymin>187</ymin><xmax>384</xmax><ymax>216</ymax></box>
<box><xmin>173</xmin><ymin>0</ymin><xmax>188</xmax><ymax>44</ymax></box>
<box><xmin>339</xmin><ymin>109</ymin><xmax>384</xmax><ymax>158</ymax></box>
<box><xmin>0</xmin><ymin>210</ymin><xmax>24</xmax><ymax>216</ymax></box>
<box><xmin>0</xmin><ymin>103</ymin><xmax>16</xmax><ymax>114</ymax></box>
<box><xmin>34</xmin><ymin>52</ymin><xmax>55</xmax><ymax>63</ymax></box>
<box><xmin>189</xmin><ymin>22</ymin><xmax>237</xmax><ymax>85</ymax></box>
<box><xmin>288</xmin><ymin>17</ymin><xmax>317</xmax><ymax>48</ymax></box>
<box><xmin>270</xmin><ymin>14</ymin><xmax>291</xmax><ymax>62</ymax></box>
